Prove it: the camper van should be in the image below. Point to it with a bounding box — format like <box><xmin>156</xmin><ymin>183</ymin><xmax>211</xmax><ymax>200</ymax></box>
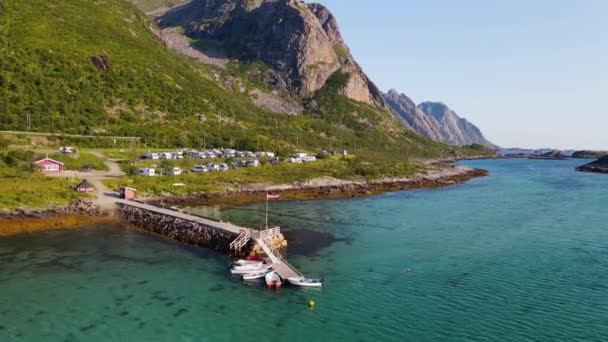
<box><xmin>139</xmin><ymin>168</ymin><xmax>156</xmax><ymax>177</ymax></box>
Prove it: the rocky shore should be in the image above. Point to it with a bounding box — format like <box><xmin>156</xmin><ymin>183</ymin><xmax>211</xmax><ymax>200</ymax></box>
<box><xmin>576</xmin><ymin>156</ymin><xmax>608</xmax><ymax>174</ymax></box>
<box><xmin>147</xmin><ymin>165</ymin><xmax>488</xmax><ymax>208</ymax></box>
<box><xmin>0</xmin><ymin>200</ymin><xmax>106</xmax><ymax>237</ymax></box>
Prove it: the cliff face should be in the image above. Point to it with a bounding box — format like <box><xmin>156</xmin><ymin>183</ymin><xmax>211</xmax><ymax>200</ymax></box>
<box><xmin>417</xmin><ymin>101</ymin><xmax>494</xmax><ymax>147</ymax></box>
<box><xmin>384</xmin><ymin>89</ymin><xmax>443</xmax><ymax>141</ymax></box>
<box><xmin>159</xmin><ymin>0</ymin><xmax>384</xmax><ymax>106</ymax></box>
<box><xmin>384</xmin><ymin>89</ymin><xmax>494</xmax><ymax>147</ymax></box>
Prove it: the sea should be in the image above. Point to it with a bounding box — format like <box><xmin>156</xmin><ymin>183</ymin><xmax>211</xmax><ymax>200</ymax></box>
<box><xmin>1</xmin><ymin>159</ymin><xmax>607</xmax><ymax>341</ymax></box>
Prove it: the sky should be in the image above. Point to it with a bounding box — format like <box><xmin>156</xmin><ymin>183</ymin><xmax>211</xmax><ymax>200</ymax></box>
<box><xmin>315</xmin><ymin>0</ymin><xmax>608</xmax><ymax>150</ymax></box>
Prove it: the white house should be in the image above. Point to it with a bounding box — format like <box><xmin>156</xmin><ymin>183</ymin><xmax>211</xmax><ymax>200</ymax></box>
<box><xmin>139</xmin><ymin>168</ymin><xmax>156</xmax><ymax>177</ymax></box>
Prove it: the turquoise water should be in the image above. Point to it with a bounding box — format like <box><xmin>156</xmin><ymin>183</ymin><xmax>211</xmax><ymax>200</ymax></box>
<box><xmin>1</xmin><ymin>159</ymin><xmax>608</xmax><ymax>341</ymax></box>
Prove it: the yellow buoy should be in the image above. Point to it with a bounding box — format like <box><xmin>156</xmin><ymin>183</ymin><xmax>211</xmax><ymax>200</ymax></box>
<box><xmin>308</xmin><ymin>300</ymin><xmax>315</xmax><ymax>307</ymax></box>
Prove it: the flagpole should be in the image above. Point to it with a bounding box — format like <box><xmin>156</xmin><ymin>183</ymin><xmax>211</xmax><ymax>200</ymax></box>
<box><xmin>265</xmin><ymin>193</ymin><xmax>269</xmax><ymax>229</ymax></box>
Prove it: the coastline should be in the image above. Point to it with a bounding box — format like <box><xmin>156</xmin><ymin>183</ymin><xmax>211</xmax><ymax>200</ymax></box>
<box><xmin>146</xmin><ymin>164</ymin><xmax>488</xmax><ymax>208</ymax></box>
<box><xmin>0</xmin><ymin>200</ymin><xmax>109</xmax><ymax>237</ymax></box>
<box><xmin>0</xmin><ymin>164</ymin><xmax>488</xmax><ymax>236</ymax></box>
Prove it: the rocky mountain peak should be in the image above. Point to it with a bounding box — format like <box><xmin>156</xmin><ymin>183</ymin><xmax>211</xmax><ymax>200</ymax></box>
<box><xmin>159</xmin><ymin>0</ymin><xmax>384</xmax><ymax>106</ymax></box>
<box><xmin>385</xmin><ymin>92</ymin><xmax>494</xmax><ymax>148</ymax></box>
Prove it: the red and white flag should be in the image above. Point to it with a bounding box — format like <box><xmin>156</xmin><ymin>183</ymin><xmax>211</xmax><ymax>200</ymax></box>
<box><xmin>266</xmin><ymin>193</ymin><xmax>280</xmax><ymax>200</ymax></box>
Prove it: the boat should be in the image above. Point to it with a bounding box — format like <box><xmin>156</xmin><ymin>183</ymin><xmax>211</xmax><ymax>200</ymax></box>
<box><xmin>242</xmin><ymin>269</ymin><xmax>272</xmax><ymax>281</ymax></box>
<box><xmin>265</xmin><ymin>271</ymin><xmax>282</xmax><ymax>289</ymax></box>
<box><xmin>234</xmin><ymin>260</ymin><xmax>264</xmax><ymax>267</ymax></box>
<box><xmin>231</xmin><ymin>265</ymin><xmax>272</xmax><ymax>275</ymax></box>
<box><xmin>288</xmin><ymin>277</ymin><xmax>323</xmax><ymax>287</ymax></box>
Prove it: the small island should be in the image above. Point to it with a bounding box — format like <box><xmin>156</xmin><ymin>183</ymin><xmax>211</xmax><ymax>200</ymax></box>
<box><xmin>576</xmin><ymin>156</ymin><xmax>608</xmax><ymax>174</ymax></box>
<box><xmin>528</xmin><ymin>150</ymin><xmax>568</xmax><ymax>160</ymax></box>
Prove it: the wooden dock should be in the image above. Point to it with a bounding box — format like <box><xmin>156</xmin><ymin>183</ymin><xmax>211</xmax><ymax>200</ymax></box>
<box><xmin>119</xmin><ymin>200</ymin><xmax>305</xmax><ymax>281</ymax></box>
<box><xmin>120</xmin><ymin>200</ymin><xmax>243</xmax><ymax>234</ymax></box>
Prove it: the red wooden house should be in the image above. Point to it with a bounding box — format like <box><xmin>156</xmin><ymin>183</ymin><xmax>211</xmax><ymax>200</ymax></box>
<box><xmin>33</xmin><ymin>157</ymin><xmax>64</xmax><ymax>173</ymax></box>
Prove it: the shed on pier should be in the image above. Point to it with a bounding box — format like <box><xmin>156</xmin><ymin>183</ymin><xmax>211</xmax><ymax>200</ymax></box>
<box><xmin>119</xmin><ymin>187</ymin><xmax>136</xmax><ymax>201</ymax></box>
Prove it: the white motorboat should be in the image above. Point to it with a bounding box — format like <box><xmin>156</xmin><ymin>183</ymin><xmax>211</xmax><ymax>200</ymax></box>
<box><xmin>234</xmin><ymin>260</ymin><xmax>264</xmax><ymax>267</ymax></box>
<box><xmin>231</xmin><ymin>265</ymin><xmax>272</xmax><ymax>275</ymax></box>
<box><xmin>288</xmin><ymin>277</ymin><xmax>323</xmax><ymax>287</ymax></box>
<box><xmin>265</xmin><ymin>271</ymin><xmax>282</xmax><ymax>288</ymax></box>
<box><xmin>242</xmin><ymin>269</ymin><xmax>272</xmax><ymax>281</ymax></box>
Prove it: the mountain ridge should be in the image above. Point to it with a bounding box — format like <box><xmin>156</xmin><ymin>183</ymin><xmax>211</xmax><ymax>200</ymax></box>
<box><xmin>384</xmin><ymin>89</ymin><xmax>494</xmax><ymax>148</ymax></box>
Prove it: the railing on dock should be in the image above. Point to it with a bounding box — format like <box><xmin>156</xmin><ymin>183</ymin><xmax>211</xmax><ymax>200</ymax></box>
<box><xmin>229</xmin><ymin>230</ymin><xmax>251</xmax><ymax>252</ymax></box>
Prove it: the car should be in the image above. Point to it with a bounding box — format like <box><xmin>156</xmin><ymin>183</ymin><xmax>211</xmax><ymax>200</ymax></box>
<box><xmin>192</xmin><ymin>165</ymin><xmax>208</xmax><ymax>173</ymax></box>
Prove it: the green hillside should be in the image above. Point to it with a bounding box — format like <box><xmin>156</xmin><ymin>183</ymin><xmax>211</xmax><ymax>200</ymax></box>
<box><xmin>0</xmin><ymin>0</ymin><xmax>488</xmax><ymax>159</ymax></box>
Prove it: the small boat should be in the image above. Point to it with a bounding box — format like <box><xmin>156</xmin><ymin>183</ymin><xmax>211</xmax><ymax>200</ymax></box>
<box><xmin>234</xmin><ymin>259</ymin><xmax>264</xmax><ymax>267</ymax></box>
<box><xmin>265</xmin><ymin>271</ymin><xmax>282</xmax><ymax>289</ymax></box>
<box><xmin>231</xmin><ymin>265</ymin><xmax>272</xmax><ymax>275</ymax></box>
<box><xmin>242</xmin><ymin>269</ymin><xmax>272</xmax><ymax>281</ymax></box>
<box><xmin>288</xmin><ymin>277</ymin><xmax>323</xmax><ymax>287</ymax></box>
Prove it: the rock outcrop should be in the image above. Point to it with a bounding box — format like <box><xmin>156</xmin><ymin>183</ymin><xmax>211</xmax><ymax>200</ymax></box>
<box><xmin>158</xmin><ymin>0</ymin><xmax>384</xmax><ymax>106</ymax></box>
<box><xmin>571</xmin><ymin>150</ymin><xmax>608</xmax><ymax>159</ymax></box>
<box><xmin>576</xmin><ymin>156</ymin><xmax>608</xmax><ymax>174</ymax></box>
<box><xmin>384</xmin><ymin>89</ymin><xmax>494</xmax><ymax>147</ymax></box>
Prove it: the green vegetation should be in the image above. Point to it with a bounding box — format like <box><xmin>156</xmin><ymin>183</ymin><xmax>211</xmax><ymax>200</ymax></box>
<box><xmin>0</xmin><ymin>0</ymin><xmax>492</xmax><ymax>160</ymax></box>
<box><xmin>104</xmin><ymin>157</ymin><xmax>424</xmax><ymax>196</ymax></box>
<box><xmin>0</xmin><ymin>0</ymin><xmax>494</xmax><ymax>210</ymax></box>
<box><xmin>0</xmin><ymin>149</ymin><xmax>80</xmax><ymax>210</ymax></box>
<box><xmin>333</xmin><ymin>44</ymin><xmax>349</xmax><ymax>60</ymax></box>
<box><xmin>51</xmin><ymin>153</ymin><xmax>109</xmax><ymax>171</ymax></box>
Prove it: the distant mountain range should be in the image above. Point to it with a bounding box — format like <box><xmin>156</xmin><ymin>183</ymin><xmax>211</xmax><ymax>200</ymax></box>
<box><xmin>384</xmin><ymin>89</ymin><xmax>495</xmax><ymax>148</ymax></box>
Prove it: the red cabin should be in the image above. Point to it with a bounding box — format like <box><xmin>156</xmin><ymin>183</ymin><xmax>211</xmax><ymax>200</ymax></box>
<box><xmin>33</xmin><ymin>157</ymin><xmax>64</xmax><ymax>173</ymax></box>
<box><xmin>75</xmin><ymin>180</ymin><xmax>95</xmax><ymax>193</ymax></box>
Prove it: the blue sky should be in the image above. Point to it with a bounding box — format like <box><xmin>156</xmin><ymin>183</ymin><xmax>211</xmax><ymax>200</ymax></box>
<box><xmin>316</xmin><ymin>0</ymin><xmax>607</xmax><ymax>150</ymax></box>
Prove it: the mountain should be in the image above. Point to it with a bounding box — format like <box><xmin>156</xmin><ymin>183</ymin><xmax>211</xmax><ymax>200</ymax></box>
<box><xmin>0</xmin><ymin>0</ymin><xmax>471</xmax><ymax>158</ymax></box>
<box><xmin>417</xmin><ymin>102</ymin><xmax>494</xmax><ymax>147</ymax></box>
<box><xmin>157</xmin><ymin>0</ymin><xmax>384</xmax><ymax>106</ymax></box>
<box><xmin>384</xmin><ymin>90</ymin><xmax>494</xmax><ymax>148</ymax></box>
<box><xmin>383</xmin><ymin>90</ymin><xmax>444</xmax><ymax>141</ymax></box>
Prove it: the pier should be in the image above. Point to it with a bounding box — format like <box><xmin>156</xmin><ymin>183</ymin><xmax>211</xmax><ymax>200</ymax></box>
<box><xmin>116</xmin><ymin>200</ymin><xmax>305</xmax><ymax>282</ymax></box>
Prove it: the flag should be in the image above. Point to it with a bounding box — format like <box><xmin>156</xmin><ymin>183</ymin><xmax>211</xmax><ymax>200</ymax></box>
<box><xmin>266</xmin><ymin>193</ymin><xmax>280</xmax><ymax>200</ymax></box>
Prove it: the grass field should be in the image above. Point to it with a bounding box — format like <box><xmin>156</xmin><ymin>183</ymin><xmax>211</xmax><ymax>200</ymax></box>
<box><xmin>103</xmin><ymin>157</ymin><xmax>424</xmax><ymax>196</ymax></box>
<box><xmin>50</xmin><ymin>153</ymin><xmax>109</xmax><ymax>171</ymax></box>
<box><xmin>0</xmin><ymin>170</ymin><xmax>81</xmax><ymax>210</ymax></box>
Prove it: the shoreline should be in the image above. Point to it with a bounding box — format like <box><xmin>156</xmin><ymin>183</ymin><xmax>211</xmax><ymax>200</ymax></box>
<box><xmin>146</xmin><ymin>165</ymin><xmax>488</xmax><ymax>208</ymax></box>
<box><xmin>0</xmin><ymin>164</ymin><xmax>488</xmax><ymax>236</ymax></box>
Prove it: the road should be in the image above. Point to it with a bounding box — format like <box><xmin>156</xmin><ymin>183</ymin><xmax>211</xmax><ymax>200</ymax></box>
<box><xmin>44</xmin><ymin>150</ymin><xmax>126</xmax><ymax>210</ymax></box>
